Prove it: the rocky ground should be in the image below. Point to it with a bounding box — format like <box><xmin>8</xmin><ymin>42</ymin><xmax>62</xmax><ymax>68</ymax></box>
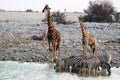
<box><xmin>0</xmin><ymin>12</ymin><xmax>120</xmax><ymax>67</ymax></box>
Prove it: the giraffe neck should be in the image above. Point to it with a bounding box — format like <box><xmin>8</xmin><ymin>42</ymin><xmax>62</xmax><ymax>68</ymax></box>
<box><xmin>79</xmin><ymin>20</ymin><xmax>88</xmax><ymax>36</ymax></box>
<box><xmin>47</xmin><ymin>10</ymin><xmax>54</xmax><ymax>29</ymax></box>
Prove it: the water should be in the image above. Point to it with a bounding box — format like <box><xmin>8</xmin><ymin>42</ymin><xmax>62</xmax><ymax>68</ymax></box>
<box><xmin>0</xmin><ymin>61</ymin><xmax>120</xmax><ymax>80</ymax></box>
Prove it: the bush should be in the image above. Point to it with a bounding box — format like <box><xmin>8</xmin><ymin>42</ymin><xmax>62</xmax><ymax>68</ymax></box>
<box><xmin>51</xmin><ymin>11</ymin><xmax>66</xmax><ymax>24</ymax></box>
<box><xmin>84</xmin><ymin>15</ymin><xmax>93</xmax><ymax>22</ymax></box>
<box><xmin>84</xmin><ymin>0</ymin><xmax>116</xmax><ymax>22</ymax></box>
<box><xmin>25</xmin><ymin>9</ymin><xmax>33</xmax><ymax>12</ymax></box>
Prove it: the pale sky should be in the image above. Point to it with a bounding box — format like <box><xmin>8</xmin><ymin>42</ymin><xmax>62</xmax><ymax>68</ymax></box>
<box><xmin>0</xmin><ymin>0</ymin><xmax>120</xmax><ymax>12</ymax></box>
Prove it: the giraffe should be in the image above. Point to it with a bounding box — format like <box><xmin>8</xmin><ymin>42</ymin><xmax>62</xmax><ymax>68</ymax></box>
<box><xmin>42</xmin><ymin>5</ymin><xmax>61</xmax><ymax>54</ymax></box>
<box><xmin>79</xmin><ymin>15</ymin><xmax>98</xmax><ymax>56</ymax></box>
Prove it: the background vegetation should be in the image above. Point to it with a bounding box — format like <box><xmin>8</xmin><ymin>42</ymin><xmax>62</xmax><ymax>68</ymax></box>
<box><xmin>84</xmin><ymin>0</ymin><xmax>116</xmax><ymax>22</ymax></box>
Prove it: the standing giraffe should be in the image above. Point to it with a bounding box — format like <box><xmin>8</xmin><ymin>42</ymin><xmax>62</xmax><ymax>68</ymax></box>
<box><xmin>42</xmin><ymin>4</ymin><xmax>61</xmax><ymax>54</ymax></box>
<box><xmin>79</xmin><ymin>16</ymin><xmax>98</xmax><ymax>56</ymax></box>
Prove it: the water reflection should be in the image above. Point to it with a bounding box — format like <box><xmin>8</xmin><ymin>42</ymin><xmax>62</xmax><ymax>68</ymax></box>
<box><xmin>0</xmin><ymin>61</ymin><xmax>120</xmax><ymax>80</ymax></box>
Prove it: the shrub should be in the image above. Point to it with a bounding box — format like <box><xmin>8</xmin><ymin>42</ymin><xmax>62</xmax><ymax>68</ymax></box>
<box><xmin>25</xmin><ymin>9</ymin><xmax>33</xmax><ymax>12</ymax></box>
<box><xmin>51</xmin><ymin>11</ymin><xmax>66</xmax><ymax>24</ymax></box>
<box><xmin>84</xmin><ymin>0</ymin><xmax>116</xmax><ymax>22</ymax></box>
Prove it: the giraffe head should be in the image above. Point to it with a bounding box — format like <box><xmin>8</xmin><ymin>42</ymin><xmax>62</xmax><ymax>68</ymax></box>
<box><xmin>79</xmin><ymin>15</ymin><xmax>84</xmax><ymax>21</ymax></box>
<box><xmin>42</xmin><ymin>4</ymin><xmax>51</xmax><ymax>13</ymax></box>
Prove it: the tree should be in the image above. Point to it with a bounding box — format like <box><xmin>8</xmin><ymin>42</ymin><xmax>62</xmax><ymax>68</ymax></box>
<box><xmin>25</xmin><ymin>9</ymin><xmax>33</xmax><ymax>12</ymax></box>
<box><xmin>84</xmin><ymin>0</ymin><xmax>116</xmax><ymax>22</ymax></box>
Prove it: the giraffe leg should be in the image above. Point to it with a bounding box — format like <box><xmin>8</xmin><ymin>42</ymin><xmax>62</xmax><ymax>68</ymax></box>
<box><xmin>52</xmin><ymin>42</ymin><xmax>56</xmax><ymax>60</ymax></box>
<box><xmin>91</xmin><ymin>44</ymin><xmax>98</xmax><ymax>56</ymax></box>
<box><xmin>83</xmin><ymin>45</ymin><xmax>87</xmax><ymax>56</ymax></box>
<box><xmin>52</xmin><ymin>42</ymin><xmax>55</xmax><ymax>52</ymax></box>
<box><xmin>48</xmin><ymin>41</ymin><xmax>51</xmax><ymax>51</ymax></box>
<box><xmin>94</xmin><ymin>45</ymin><xmax>98</xmax><ymax>56</ymax></box>
<box><xmin>48</xmin><ymin>42</ymin><xmax>55</xmax><ymax>63</ymax></box>
<box><xmin>92</xmin><ymin>47</ymin><xmax>95</xmax><ymax>56</ymax></box>
<box><xmin>82</xmin><ymin>38</ymin><xmax>89</xmax><ymax>56</ymax></box>
<box><xmin>56</xmin><ymin>40</ymin><xmax>60</xmax><ymax>54</ymax></box>
<box><xmin>83</xmin><ymin>41</ymin><xmax>88</xmax><ymax>56</ymax></box>
<box><xmin>56</xmin><ymin>32</ymin><xmax>61</xmax><ymax>54</ymax></box>
<box><xmin>53</xmin><ymin>42</ymin><xmax>56</xmax><ymax>53</ymax></box>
